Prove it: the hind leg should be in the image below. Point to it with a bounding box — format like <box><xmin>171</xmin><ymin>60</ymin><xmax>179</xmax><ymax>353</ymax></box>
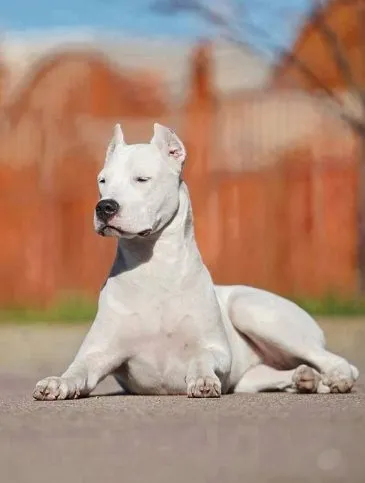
<box><xmin>227</xmin><ymin>288</ymin><xmax>359</xmax><ymax>394</ymax></box>
<box><xmin>234</xmin><ymin>364</ymin><xmax>329</xmax><ymax>393</ymax></box>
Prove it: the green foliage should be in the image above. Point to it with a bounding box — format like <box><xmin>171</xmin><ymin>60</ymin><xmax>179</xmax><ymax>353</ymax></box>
<box><xmin>1</xmin><ymin>294</ymin><xmax>365</xmax><ymax>323</ymax></box>
<box><xmin>0</xmin><ymin>295</ymin><xmax>97</xmax><ymax>323</ymax></box>
<box><xmin>293</xmin><ymin>295</ymin><xmax>365</xmax><ymax>317</ymax></box>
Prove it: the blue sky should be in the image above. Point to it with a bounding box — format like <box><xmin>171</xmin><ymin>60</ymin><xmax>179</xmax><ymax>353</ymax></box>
<box><xmin>0</xmin><ymin>0</ymin><xmax>312</xmax><ymax>50</ymax></box>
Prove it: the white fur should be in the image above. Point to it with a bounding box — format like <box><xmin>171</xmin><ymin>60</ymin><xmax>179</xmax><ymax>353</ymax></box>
<box><xmin>33</xmin><ymin>123</ymin><xmax>359</xmax><ymax>400</ymax></box>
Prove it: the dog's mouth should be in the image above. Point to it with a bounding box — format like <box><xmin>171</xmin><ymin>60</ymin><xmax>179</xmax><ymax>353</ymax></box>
<box><xmin>98</xmin><ymin>225</ymin><xmax>152</xmax><ymax>238</ymax></box>
<box><xmin>137</xmin><ymin>229</ymin><xmax>153</xmax><ymax>238</ymax></box>
<box><xmin>98</xmin><ymin>225</ymin><xmax>124</xmax><ymax>237</ymax></box>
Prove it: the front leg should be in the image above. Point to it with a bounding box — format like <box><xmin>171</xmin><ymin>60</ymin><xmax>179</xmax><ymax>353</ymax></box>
<box><xmin>186</xmin><ymin>348</ymin><xmax>230</xmax><ymax>398</ymax></box>
<box><xmin>33</xmin><ymin>351</ymin><xmax>120</xmax><ymax>400</ymax></box>
<box><xmin>33</xmin><ymin>314</ymin><xmax>128</xmax><ymax>401</ymax></box>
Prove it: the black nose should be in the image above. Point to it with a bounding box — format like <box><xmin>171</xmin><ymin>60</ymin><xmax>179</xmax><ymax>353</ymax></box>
<box><xmin>95</xmin><ymin>199</ymin><xmax>120</xmax><ymax>222</ymax></box>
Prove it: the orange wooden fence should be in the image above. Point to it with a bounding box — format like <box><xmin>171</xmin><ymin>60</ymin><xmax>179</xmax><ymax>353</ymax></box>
<box><xmin>184</xmin><ymin>45</ymin><xmax>358</xmax><ymax>298</ymax></box>
<box><xmin>0</xmin><ymin>43</ymin><xmax>360</xmax><ymax>307</ymax></box>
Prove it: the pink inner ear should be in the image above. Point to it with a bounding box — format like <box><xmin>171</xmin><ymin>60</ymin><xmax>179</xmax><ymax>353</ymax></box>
<box><xmin>169</xmin><ymin>149</ymin><xmax>179</xmax><ymax>158</ymax></box>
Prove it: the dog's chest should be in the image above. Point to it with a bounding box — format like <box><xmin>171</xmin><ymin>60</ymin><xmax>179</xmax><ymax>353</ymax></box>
<box><xmin>105</xmin><ymin>275</ymin><xmax>220</xmax><ymax>394</ymax></box>
<box><xmin>114</xmin><ymin>300</ymin><xmax>205</xmax><ymax>394</ymax></box>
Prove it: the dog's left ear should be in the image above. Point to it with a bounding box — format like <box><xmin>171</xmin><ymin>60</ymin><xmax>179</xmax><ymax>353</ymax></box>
<box><xmin>151</xmin><ymin>123</ymin><xmax>186</xmax><ymax>174</ymax></box>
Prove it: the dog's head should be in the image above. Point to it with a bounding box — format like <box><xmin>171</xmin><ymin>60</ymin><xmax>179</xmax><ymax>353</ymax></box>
<box><xmin>94</xmin><ymin>123</ymin><xmax>186</xmax><ymax>239</ymax></box>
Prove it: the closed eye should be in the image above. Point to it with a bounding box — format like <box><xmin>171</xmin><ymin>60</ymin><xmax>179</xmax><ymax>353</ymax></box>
<box><xmin>135</xmin><ymin>176</ymin><xmax>151</xmax><ymax>183</ymax></box>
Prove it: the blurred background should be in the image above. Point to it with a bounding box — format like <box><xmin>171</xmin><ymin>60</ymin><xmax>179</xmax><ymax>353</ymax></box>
<box><xmin>1</xmin><ymin>0</ymin><xmax>365</xmax><ymax>320</ymax></box>
<box><xmin>2</xmin><ymin>5</ymin><xmax>365</xmax><ymax>480</ymax></box>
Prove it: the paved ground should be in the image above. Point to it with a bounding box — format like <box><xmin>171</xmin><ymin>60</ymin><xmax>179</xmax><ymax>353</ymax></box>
<box><xmin>1</xmin><ymin>319</ymin><xmax>365</xmax><ymax>483</ymax></box>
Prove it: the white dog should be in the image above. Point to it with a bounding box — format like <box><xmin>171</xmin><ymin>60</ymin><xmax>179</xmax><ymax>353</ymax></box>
<box><xmin>33</xmin><ymin>123</ymin><xmax>359</xmax><ymax>400</ymax></box>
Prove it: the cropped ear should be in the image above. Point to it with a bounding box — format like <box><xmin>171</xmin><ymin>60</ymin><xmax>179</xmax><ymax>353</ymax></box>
<box><xmin>105</xmin><ymin>123</ymin><xmax>126</xmax><ymax>163</ymax></box>
<box><xmin>150</xmin><ymin>123</ymin><xmax>186</xmax><ymax>174</ymax></box>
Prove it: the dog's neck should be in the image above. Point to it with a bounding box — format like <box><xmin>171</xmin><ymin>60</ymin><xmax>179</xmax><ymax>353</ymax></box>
<box><xmin>109</xmin><ymin>183</ymin><xmax>204</xmax><ymax>285</ymax></box>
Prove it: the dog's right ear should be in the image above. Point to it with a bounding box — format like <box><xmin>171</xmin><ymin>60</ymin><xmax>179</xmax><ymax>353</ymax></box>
<box><xmin>105</xmin><ymin>124</ymin><xmax>125</xmax><ymax>164</ymax></box>
<box><xmin>151</xmin><ymin>123</ymin><xmax>186</xmax><ymax>174</ymax></box>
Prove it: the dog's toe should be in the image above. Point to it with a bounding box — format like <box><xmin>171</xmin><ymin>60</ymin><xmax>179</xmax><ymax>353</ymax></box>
<box><xmin>321</xmin><ymin>363</ymin><xmax>356</xmax><ymax>394</ymax></box>
<box><xmin>187</xmin><ymin>376</ymin><xmax>221</xmax><ymax>398</ymax></box>
<box><xmin>33</xmin><ymin>376</ymin><xmax>77</xmax><ymax>401</ymax></box>
<box><xmin>293</xmin><ymin>365</ymin><xmax>321</xmax><ymax>393</ymax></box>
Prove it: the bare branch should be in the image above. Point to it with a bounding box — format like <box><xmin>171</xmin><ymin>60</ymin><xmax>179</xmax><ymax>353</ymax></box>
<box><xmin>152</xmin><ymin>0</ymin><xmax>365</xmax><ymax>133</ymax></box>
<box><xmin>154</xmin><ymin>1</ymin><xmax>345</xmax><ymax>100</ymax></box>
<box><xmin>338</xmin><ymin>109</ymin><xmax>365</xmax><ymax>134</ymax></box>
<box><xmin>312</xmin><ymin>0</ymin><xmax>359</xmax><ymax>94</ymax></box>
<box><xmin>225</xmin><ymin>32</ymin><xmax>365</xmax><ymax>135</ymax></box>
<box><xmin>152</xmin><ymin>0</ymin><xmax>233</xmax><ymax>26</ymax></box>
<box><xmin>234</xmin><ymin>20</ymin><xmax>345</xmax><ymax>100</ymax></box>
<box><xmin>356</xmin><ymin>0</ymin><xmax>365</xmax><ymax>95</ymax></box>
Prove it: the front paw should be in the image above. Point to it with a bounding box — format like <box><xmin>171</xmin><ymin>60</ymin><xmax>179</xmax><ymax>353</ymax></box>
<box><xmin>33</xmin><ymin>376</ymin><xmax>82</xmax><ymax>401</ymax></box>
<box><xmin>187</xmin><ymin>375</ymin><xmax>222</xmax><ymax>398</ymax></box>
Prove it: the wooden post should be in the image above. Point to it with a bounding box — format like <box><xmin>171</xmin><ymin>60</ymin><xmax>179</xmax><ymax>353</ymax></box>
<box><xmin>183</xmin><ymin>41</ymin><xmax>217</xmax><ymax>253</ymax></box>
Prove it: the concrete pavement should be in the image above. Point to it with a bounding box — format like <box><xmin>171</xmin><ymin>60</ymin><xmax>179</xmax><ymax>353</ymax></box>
<box><xmin>1</xmin><ymin>319</ymin><xmax>365</xmax><ymax>483</ymax></box>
